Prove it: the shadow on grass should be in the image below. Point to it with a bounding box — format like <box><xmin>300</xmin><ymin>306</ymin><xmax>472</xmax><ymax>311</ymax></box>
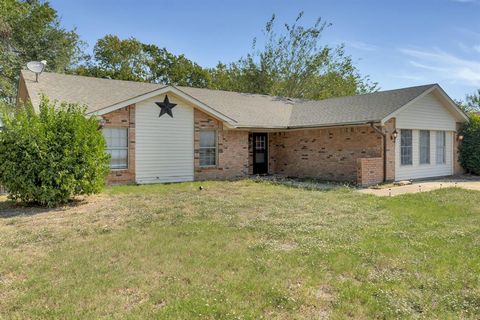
<box><xmin>0</xmin><ymin>196</ymin><xmax>88</xmax><ymax>219</ymax></box>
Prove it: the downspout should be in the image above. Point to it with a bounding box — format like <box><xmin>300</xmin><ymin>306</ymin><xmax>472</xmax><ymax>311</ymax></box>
<box><xmin>370</xmin><ymin>122</ymin><xmax>387</xmax><ymax>183</ymax></box>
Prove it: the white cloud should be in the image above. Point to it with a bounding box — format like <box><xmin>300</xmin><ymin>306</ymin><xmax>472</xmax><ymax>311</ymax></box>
<box><xmin>400</xmin><ymin>47</ymin><xmax>480</xmax><ymax>87</ymax></box>
<box><xmin>344</xmin><ymin>40</ymin><xmax>379</xmax><ymax>51</ymax></box>
<box><xmin>452</xmin><ymin>0</ymin><xmax>480</xmax><ymax>3</ymax></box>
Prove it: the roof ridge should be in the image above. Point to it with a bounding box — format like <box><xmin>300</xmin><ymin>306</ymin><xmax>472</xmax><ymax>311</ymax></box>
<box><xmin>315</xmin><ymin>83</ymin><xmax>437</xmax><ymax>103</ymax></box>
<box><xmin>24</xmin><ymin>70</ymin><xmax>437</xmax><ymax>104</ymax></box>
<box><xmin>22</xmin><ymin>69</ymin><xmax>164</xmax><ymax>86</ymax></box>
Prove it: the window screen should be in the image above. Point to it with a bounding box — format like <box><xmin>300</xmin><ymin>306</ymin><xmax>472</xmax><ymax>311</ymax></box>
<box><xmin>103</xmin><ymin>128</ymin><xmax>128</xmax><ymax>169</ymax></box>
<box><xmin>199</xmin><ymin>130</ymin><xmax>216</xmax><ymax>167</ymax></box>
<box><xmin>436</xmin><ymin>131</ymin><xmax>446</xmax><ymax>164</ymax></box>
<box><xmin>419</xmin><ymin>130</ymin><xmax>430</xmax><ymax>164</ymax></box>
<box><xmin>400</xmin><ymin>129</ymin><xmax>413</xmax><ymax>165</ymax></box>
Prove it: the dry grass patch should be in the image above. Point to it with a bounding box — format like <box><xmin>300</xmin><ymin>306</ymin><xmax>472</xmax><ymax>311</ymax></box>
<box><xmin>0</xmin><ymin>180</ymin><xmax>479</xmax><ymax>318</ymax></box>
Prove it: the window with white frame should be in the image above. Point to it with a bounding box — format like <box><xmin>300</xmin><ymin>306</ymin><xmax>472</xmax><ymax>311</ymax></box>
<box><xmin>436</xmin><ymin>131</ymin><xmax>446</xmax><ymax>164</ymax></box>
<box><xmin>199</xmin><ymin>130</ymin><xmax>217</xmax><ymax>167</ymax></box>
<box><xmin>419</xmin><ymin>130</ymin><xmax>430</xmax><ymax>164</ymax></box>
<box><xmin>400</xmin><ymin>129</ymin><xmax>413</xmax><ymax>165</ymax></box>
<box><xmin>103</xmin><ymin>128</ymin><xmax>128</xmax><ymax>169</ymax></box>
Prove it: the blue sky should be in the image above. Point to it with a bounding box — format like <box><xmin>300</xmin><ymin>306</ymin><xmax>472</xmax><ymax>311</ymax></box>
<box><xmin>50</xmin><ymin>0</ymin><xmax>480</xmax><ymax>100</ymax></box>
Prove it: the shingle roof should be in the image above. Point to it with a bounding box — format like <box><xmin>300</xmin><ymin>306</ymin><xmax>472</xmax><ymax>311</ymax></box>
<box><xmin>21</xmin><ymin>70</ymin><xmax>437</xmax><ymax>128</ymax></box>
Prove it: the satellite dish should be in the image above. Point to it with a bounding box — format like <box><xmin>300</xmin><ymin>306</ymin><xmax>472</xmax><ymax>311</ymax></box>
<box><xmin>26</xmin><ymin>60</ymin><xmax>47</xmax><ymax>82</ymax></box>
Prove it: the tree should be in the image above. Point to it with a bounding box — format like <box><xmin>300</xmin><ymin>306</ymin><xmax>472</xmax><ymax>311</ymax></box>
<box><xmin>466</xmin><ymin>89</ymin><xmax>480</xmax><ymax>113</ymax></box>
<box><xmin>0</xmin><ymin>98</ymin><xmax>110</xmax><ymax>206</ymax></box>
<box><xmin>457</xmin><ymin>89</ymin><xmax>480</xmax><ymax>114</ymax></box>
<box><xmin>75</xmin><ymin>35</ymin><xmax>211</xmax><ymax>87</ymax></box>
<box><xmin>208</xmin><ymin>12</ymin><xmax>378</xmax><ymax>99</ymax></box>
<box><xmin>459</xmin><ymin>113</ymin><xmax>480</xmax><ymax>175</ymax></box>
<box><xmin>143</xmin><ymin>44</ymin><xmax>211</xmax><ymax>87</ymax></box>
<box><xmin>0</xmin><ymin>0</ymin><xmax>83</xmax><ymax>102</ymax></box>
<box><xmin>75</xmin><ymin>35</ymin><xmax>148</xmax><ymax>81</ymax></box>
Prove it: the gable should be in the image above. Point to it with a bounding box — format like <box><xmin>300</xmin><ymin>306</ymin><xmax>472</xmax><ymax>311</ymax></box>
<box><xmin>395</xmin><ymin>91</ymin><xmax>461</xmax><ymax>131</ymax></box>
<box><xmin>135</xmin><ymin>93</ymin><xmax>194</xmax><ymax>184</ymax></box>
<box><xmin>20</xmin><ymin>71</ymin><xmax>468</xmax><ymax>130</ymax></box>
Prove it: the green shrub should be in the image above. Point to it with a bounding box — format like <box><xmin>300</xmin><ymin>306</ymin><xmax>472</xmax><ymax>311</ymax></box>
<box><xmin>459</xmin><ymin>113</ymin><xmax>480</xmax><ymax>175</ymax></box>
<box><xmin>0</xmin><ymin>97</ymin><xmax>110</xmax><ymax>206</ymax></box>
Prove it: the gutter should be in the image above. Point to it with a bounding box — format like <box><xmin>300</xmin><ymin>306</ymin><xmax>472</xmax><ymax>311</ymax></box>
<box><xmin>232</xmin><ymin>120</ymin><xmax>381</xmax><ymax>131</ymax></box>
<box><xmin>369</xmin><ymin>122</ymin><xmax>387</xmax><ymax>183</ymax></box>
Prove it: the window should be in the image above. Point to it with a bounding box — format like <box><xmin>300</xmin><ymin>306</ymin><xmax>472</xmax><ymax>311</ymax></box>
<box><xmin>419</xmin><ymin>130</ymin><xmax>430</xmax><ymax>164</ymax></box>
<box><xmin>103</xmin><ymin>128</ymin><xmax>128</xmax><ymax>169</ymax></box>
<box><xmin>199</xmin><ymin>130</ymin><xmax>216</xmax><ymax>167</ymax></box>
<box><xmin>400</xmin><ymin>129</ymin><xmax>413</xmax><ymax>165</ymax></box>
<box><xmin>436</xmin><ymin>131</ymin><xmax>446</xmax><ymax>164</ymax></box>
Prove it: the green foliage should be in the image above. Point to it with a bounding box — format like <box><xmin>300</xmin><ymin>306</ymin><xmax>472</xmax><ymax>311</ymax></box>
<box><xmin>456</xmin><ymin>89</ymin><xmax>480</xmax><ymax>114</ymax></box>
<box><xmin>208</xmin><ymin>12</ymin><xmax>378</xmax><ymax>99</ymax></box>
<box><xmin>75</xmin><ymin>13</ymin><xmax>377</xmax><ymax>100</ymax></box>
<box><xmin>459</xmin><ymin>113</ymin><xmax>480</xmax><ymax>175</ymax></box>
<box><xmin>74</xmin><ymin>35</ymin><xmax>211</xmax><ymax>87</ymax></box>
<box><xmin>0</xmin><ymin>98</ymin><xmax>110</xmax><ymax>206</ymax></box>
<box><xmin>0</xmin><ymin>0</ymin><xmax>83</xmax><ymax>102</ymax></box>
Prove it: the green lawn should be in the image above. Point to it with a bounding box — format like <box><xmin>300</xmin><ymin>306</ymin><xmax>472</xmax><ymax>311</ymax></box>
<box><xmin>1</xmin><ymin>180</ymin><xmax>480</xmax><ymax>319</ymax></box>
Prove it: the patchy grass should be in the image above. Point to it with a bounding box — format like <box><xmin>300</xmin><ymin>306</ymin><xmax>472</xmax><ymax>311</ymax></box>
<box><xmin>1</xmin><ymin>180</ymin><xmax>480</xmax><ymax>319</ymax></box>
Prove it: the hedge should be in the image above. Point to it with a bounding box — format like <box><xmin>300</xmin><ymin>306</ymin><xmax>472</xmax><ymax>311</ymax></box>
<box><xmin>0</xmin><ymin>97</ymin><xmax>110</xmax><ymax>206</ymax></box>
<box><xmin>459</xmin><ymin>113</ymin><xmax>480</xmax><ymax>175</ymax></box>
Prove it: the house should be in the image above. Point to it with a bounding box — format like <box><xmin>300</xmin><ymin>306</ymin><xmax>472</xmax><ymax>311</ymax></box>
<box><xmin>17</xmin><ymin>70</ymin><xmax>469</xmax><ymax>186</ymax></box>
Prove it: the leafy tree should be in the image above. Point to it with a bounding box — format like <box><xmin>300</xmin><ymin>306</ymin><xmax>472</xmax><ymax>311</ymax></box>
<box><xmin>75</xmin><ymin>35</ymin><xmax>148</xmax><ymax>81</ymax></box>
<box><xmin>208</xmin><ymin>12</ymin><xmax>378</xmax><ymax>99</ymax></box>
<box><xmin>465</xmin><ymin>89</ymin><xmax>480</xmax><ymax>113</ymax></box>
<box><xmin>457</xmin><ymin>89</ymin><xmax>480</xmax><ymax>114</ymax></box>
<box><xmin>0</xmin><ymin>98</ymin><xmax>110</xmax><ymax>206</ymax></box>
<box><xmin>0</xmin><ymin>0</ymin><xmax>83</xmax><ymax>102</ymax></box>
<box><xmin>459</xmin><ymin>113</ymin><xmax>480</xmax><ymax>175</ymax></box>
<box><xmin>75</xmin><ymin>35</ymin><xmax>211</xmax><ymax>87</ymax></box>
<box><xmin>143</xmin><ymin>44</ymin><xmax>211</xmax><ymax>87</ymax></box>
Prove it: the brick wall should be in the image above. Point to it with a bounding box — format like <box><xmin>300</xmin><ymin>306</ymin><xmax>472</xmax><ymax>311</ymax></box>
<box><xmin>357</xmin><ymin>157</ymin><xmax>384</xmax><ymax>186</ymax></box>
<box><xmin>99</xmin><ymin>104</ymin><xmax>394</xmax><ymax>185</ymax></box>
<box><xmin>194</xmin><ymin>109</ymin><xmax>249</xmax><ymax>180</ymax></box>
<box><xmin>384</xmin><ymin>118</ymin><xmax>396</xmax><ymax>181</ymax></box>
<box><xmin>454</xmin><ymin>122</ymin><xmax>465</xmax><ymax>175</ymax></box>
<box><xmin>102</xmin><ymin>105</ymin><xmax>136</xmax><ymax>184</ymax></box>
<box><xmin>268</xmin><ymin>125</ymin><xmax>383</xmax><ymax>182</ymax></box>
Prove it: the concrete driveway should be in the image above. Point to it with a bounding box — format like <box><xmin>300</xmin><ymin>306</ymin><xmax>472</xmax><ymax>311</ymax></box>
<box><xmin>358</xmin><ymin>175</ymin><xmax>480</xmax><ymax>197</ymax></box>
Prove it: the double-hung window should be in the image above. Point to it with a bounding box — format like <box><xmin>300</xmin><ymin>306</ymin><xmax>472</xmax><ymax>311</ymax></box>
<box><xmin>103</xmin><ymin>128</ymin><xmax>128</xmax><ymax>169</ymax></box>
<box><xmin>199</xmin><ymin>130</ymin><xmax>217</xmax><ymax>167</ymax></box>
<box><xmin>419</xmin><ymin>130</ymin><xmax>430</xmax><ymax>164</ymax></box>
<box><xmin>436</xmin><ymin>131</ymin><xmax>446</xmax><ymax>164</ymax></box>
<box><xmin>400</xmin><ymin>129</ymin><xmax>413</xmax><ymax>165</ymax></box>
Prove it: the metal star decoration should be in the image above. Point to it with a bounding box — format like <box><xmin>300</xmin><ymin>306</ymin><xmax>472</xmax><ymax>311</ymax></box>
<box><xmin>155</xmin><ymin>95</ymin><xmax>177</xmax><ymax>118</ymax></box>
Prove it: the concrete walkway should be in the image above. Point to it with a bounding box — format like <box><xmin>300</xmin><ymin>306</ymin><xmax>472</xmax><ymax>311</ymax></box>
<box><xmin>358</xmin><ymin>176</ymin><xmax>480</xmax><ymax>197</ymax></box>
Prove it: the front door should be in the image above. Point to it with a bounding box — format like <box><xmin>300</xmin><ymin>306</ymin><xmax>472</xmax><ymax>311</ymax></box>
<box><xmin>252</xmin><ymin>133</ymin><xmax>268</xmax><ymax>174</ymax></box>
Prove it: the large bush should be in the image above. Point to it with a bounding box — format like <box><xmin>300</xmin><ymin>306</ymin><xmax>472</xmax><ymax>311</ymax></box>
<box><xmin>459</xmin><ymin>113</ymin><xmax>480</xmax><ymax>175</ymax></box>
<box><xmin>0</xmin><ymin>98</ymin><xmax>110</xmax><ymax>206</ymax></box>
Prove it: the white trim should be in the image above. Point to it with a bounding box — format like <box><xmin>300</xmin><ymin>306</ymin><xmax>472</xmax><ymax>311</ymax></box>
<box><xmin>381</xmin><ymin>85</ymin><xmax>469</xmax><ymax>124</ymax></box>
<box><xmin>87</xmin><ymin>85</ymin><xmax>237</xmax><ymax>125</ymax></box>
<box><xmin>103</xmin><ymin>127</ymin><xmax>129</xmax><ymax>170</ymax></box>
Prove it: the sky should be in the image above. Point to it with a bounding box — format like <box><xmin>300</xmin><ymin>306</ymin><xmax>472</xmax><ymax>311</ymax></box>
<box><xmin>49</xmin><ymin>0</ymin><xmax>480</xmax><ymax>100</ymax></box>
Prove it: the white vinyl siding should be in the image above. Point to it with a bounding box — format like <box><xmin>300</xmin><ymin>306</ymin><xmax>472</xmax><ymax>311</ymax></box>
<box><xmin>393</xmin><ymin>92</ymin><xmax>457</xmax><ymax>180</ymax></box>
<box><xmin>135</xmin><ymin>95</ymin><xmax>194</xmax><ymax>184</ymax></box>
<box><xmin>395</xmin><ymin>130</ymin><xmax>453</xmax><ymax>180</ymax></box>
<box><xmin>396</xmin><ymin>92</ymin><xmax>457</xmax><ymax>131</ymax></box>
